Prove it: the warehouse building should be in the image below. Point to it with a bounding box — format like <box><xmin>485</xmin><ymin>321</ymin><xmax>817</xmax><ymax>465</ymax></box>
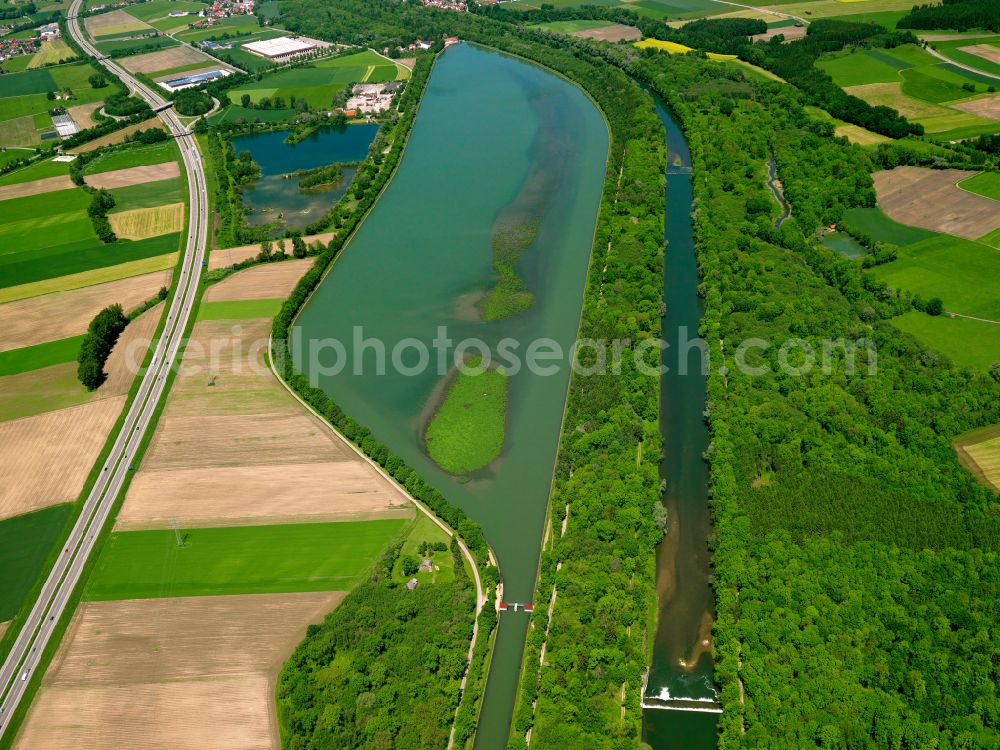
<box><xmin>242</xmin><ymin>36</ymin><xmax>317</xmax><ymax>62</ymax></box>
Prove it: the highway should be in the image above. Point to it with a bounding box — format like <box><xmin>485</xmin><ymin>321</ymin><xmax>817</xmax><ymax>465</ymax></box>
<box><xmin>0</xmin><ymin>0</ymin><xmax>208</xmax><ymax>737</ymax></box>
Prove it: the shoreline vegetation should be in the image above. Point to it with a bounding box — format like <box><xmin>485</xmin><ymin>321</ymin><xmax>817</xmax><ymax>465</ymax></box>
<box><xmin>423</xmin><ymin>355</ymin><xmax>509</xmax><ymax>476</ymax></box>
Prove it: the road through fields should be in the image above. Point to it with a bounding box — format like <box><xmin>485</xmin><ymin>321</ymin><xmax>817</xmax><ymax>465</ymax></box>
<box><xmin>0</xmin><ymin>1</ymin><xmax>208</xmax><ymax>736</ymax></box>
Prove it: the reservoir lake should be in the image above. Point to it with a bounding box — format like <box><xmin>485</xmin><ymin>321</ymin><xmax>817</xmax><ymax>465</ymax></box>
<box><xmin>292</xmin><ymin>43</ymin><xmax>608</xmax><ymax>747</ymax></box>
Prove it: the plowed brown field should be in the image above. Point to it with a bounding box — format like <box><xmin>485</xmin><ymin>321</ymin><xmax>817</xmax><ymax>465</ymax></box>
<box><xmin>14</xmin><ymin>592</ymin><xmax>345</xmax><ymax>750</ymax></box>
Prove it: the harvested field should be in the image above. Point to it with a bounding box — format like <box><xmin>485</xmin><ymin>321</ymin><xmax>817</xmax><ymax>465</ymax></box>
<box><xmin>873</xmin><ymin>167</ymin><xmax>1000</xmax><ymax>240</ymax></box>
<box><xmin>960</xmin><ymin>44</ymin><xmax>1000</xmax><ymax>67</ymax></box>
<box><xmin>953</xmin><ymin>95</ymin><xmax>1000</xmax><ymax>122</ymax></box>
<box><xmin>835</xmin><ymin>124</ymin><xmax>891</xmax><ymax>146</ymax></box>
<box><xmin>14</xmin><ymin>592</ymin><xmax>345</xmax><ymax>750</ymax></box>
<box><xmin>117</xmin><ymin>462</ymin><xmax>412</xmax><ymax>529</ymax></box>
<box><xmin>141</xmin><ymin>412</ymin><xmax>350</xmax><ymax>470</ymax></box>
<box><xmin>844</xmin><ymin>82</ymin><xmax>945</xmax><ymax>120</ymax></box>
<box><xmin>573</xmin><ymin>24</ymin><xmax>641</xmax><ymax>42</ymax></box>
<box><xmin>0</xmin><ymin>253</ymin><xmax>177</xmax><ymax>305</ymax></box>
<box><xmin>920</xmin><ymin>34</ymin><xmax>996</xmax><ymax>42</ymax></box>
<box><xmin>204</xmin><ymin>258</ymin><xmax>311</xmax><ymax>301</ymax></box>
<box><xmin>170</xmin><ymin>318</ymin><xmax>281</xmax><ymax>398</ymax></box>
<box><xmin>84</xmin><ymin>9</ymin><xmax>151</xmax><ymax>36</ymax></box>
<box><xmin>955</xmin><ymin>424</ymin><xmax>1000</xmax><ymax>494</ymax></box>
<box><xmin>100</xmin><ymin>303</ymin><xmax>161</xmax><ymax>395</ymax></box>
<box><xmin>109</xmin><ymin>202</ymin><xmax>184</xmax><ymax>240</ymax></box>
<box><xmin>70</xmin><ymin>118</ymin><xmax>159</xmax><ymax>152</ymax></box>
<box><xmin>118</xmin><ymin>308</ymin><xmax>413</xmax><ymax>529</ymax></box>
<box><xmin>0</xmin><ymin>396</ymin><xmax>125</xmax><ymax>520</ymax></box>
<box><xmin>751</xmin><ymin>25</ymin><xmax>808</xmax><ymax>43</ymax></box>
<box><xmin>119</xmin><ymin>45</ymin><xmax>212</xmax><ymax>74</ymax></box>
<box><xmin>67</xmin><ymin>101</ymin><xmax>102</xmax><ymax>129</ymax></box>
<box><xmin>27</xmin><ymin>39</ymin><xmax>75</xmax><ymax>68</ymax></box>
<box><xmin>0</xmin><ymin>174</ymin><xmax>73</xmax><ymax>201</ymax></box>
<box><xmin>207</xmin><ymin>232</ymin><xmax>334</xmax><ymax>270</ymax></box>
<box><xmin>0</xmin><ymin>305</ymin><xmax>158</xmax><ymax>422</ymax></box>
<box><xmin>0</xmin><ymin>269</ymin><xmax>171</xmax><ymax>351</ymax></box>
<box><xmin>85</xmin><ymin>162</ymin><xmax>180</xmax><ymax>189</ymax></box>
<box><xmin>0</xmin><ymin>621</ymin><xmax>7</xmax><ymax>640</ymax></box>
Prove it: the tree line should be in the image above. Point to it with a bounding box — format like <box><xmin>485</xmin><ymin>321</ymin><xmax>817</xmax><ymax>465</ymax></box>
<box><xmin>77</xmin><ymin>303</ymin><xmax>128</xmax><ymax>389</ymax></box>
<box><xmin>899</xmin><ymin>0</ymin><xmax>1000</xmax><ymax>33</ymax></box>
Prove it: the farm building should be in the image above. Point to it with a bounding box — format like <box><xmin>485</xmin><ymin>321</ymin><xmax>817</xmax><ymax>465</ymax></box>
<box><xmin>242</xmin><ymin>36</ymin><xmax>317</xmax><ymax>62</ymax></box>
<box><xmin>51</xmin><ymin>114</ymin><xmax>80</xmax><ymax>137</ymax></box>
<box><xmin>160</xmin><ymin>68</ymin><xmax>230</xmax><ymax>92</ymax></box>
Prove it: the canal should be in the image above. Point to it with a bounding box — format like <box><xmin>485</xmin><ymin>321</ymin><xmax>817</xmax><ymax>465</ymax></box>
<box><xmin>642</xmin><ymin>100</ymin><xmax>720</xmax><ymax>749</ymax></box>
<box><xmin>292</xmin><ymin>43</ymin><xmax>609</xmax><ymax>748</ymax></box>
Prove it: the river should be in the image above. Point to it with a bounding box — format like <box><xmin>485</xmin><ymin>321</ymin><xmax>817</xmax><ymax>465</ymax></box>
<box><xmin>642</xmin><ymin>101</ymin><xmax>719</xmax><ymax>749</ymax></box>
<box><xmin>292</xmin><ymin>43</ymin><xmax>608</xmax><ymax>748</ymax></box>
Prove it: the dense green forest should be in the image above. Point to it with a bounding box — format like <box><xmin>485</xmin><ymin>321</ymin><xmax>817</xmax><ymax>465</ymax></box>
<box><xmin>268</xmin><ymin>1</ymin><xmax>1000</xmax><ymax>747</ymax></box>
<box><xmin>898</xmin><ymin>0</ymin><xmax>1000</xmax><ymax>33</ymax></box>
<box><xmin>277</xmin><ymin>541</ymin><xmax>476</xmax><ymax>749</ymax></box>
<box><xmin>602</xmin><ymin>46</ymin><xmax>1000</xmax><ymax>747</ymax></box>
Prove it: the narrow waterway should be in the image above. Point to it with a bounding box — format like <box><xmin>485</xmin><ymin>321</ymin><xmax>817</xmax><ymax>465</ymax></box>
<box><xmin>292</xmin><ymin>43</ymin><xmax>608</xmax><ymax>748</ymax></box>
<box><xmin>642</xmin><ymin>101</ymin><xmax>719</xmax><ymax>748</ymax></box>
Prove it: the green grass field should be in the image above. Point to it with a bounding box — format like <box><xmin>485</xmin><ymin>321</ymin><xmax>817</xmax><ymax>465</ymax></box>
<box><xmin>891</xmin><ymin>310</ymin><xmax>1000</xmax><ymax>371</ymax></box>
<box><xmin>208</xmin><ymin>104</ymin><xmax>298</xmax><ymax>125</ymax></box>
<box><xmin>819</xmin><ymin>43</ymin><xmax>998</xmax><ymax>138</ymax></box>
<box><xmin>228</xmin><ymin>50</ymin><xmax>404</xmax><ymax>109</ymax></box>
<box><xmin>82</xmin><ymin>139</ymin><xmax>180</xmax><ymax>175</ymax></box>
<box><xmin>174</xmin><ymin>14</ymin><xmax>259</xmax><ymax>43</ymax></box>
<box><xmin>868</xmin><ymin>234</ymin><xmax>1000</xmax><ymax>320</ymax></box>
<box><xmin>0</xmin><ymin>157</ymin><xmax>69</xmax><ymax>186</ymax></box>
<box><xmin>1</xmin><ymin>55</ymin><xmax>34</xmax><ymax>74</ymax></box>
<box><xmin>392</xmin><ymin>514</ymin><xmax>456</xmax><ymax>586</ymax></box>
<box><xmin>842</xmin><ymin>206</ymin><xmax>937</xmax><ymax>246</ymax></box>
<box><xmin>959</xmin><ymin>171</ymin><xmax>1000</xmax><ymax>201</ymax></box>
<box><xmin>826</xmin><ymin>10</ymin><xmax>908</xmax><ymax>29</ymax></box>
<box><xmin>0</xmin><ymin>504</ymin><xmax>73</xmax><ymax>620</ymax></box>
<box><xmin>125</xmin><ymin>0</ymin><xmax>206</xmax><ymax>21</ymax></box>
<box><xmin>95</xmin><ymin>35</ymin><xmax>179</xmax><ymax>56</ymax></box>
<box><xmin>932</xmin><ymin>38</ymin><xmax>1000</xmax><ymax>79</ymax></box>
<box><xmin>978</xmin><ymin>226</ymin><xmax>1000</xmax><ymax>248</ymax></box>
<box><xmin>0</xmin><ymin>213</ymin><xmax>181</xmax><ymax>289</ymax></box>
<box><xmin>0</xmin><ymin>148</ymin><xmax>34</xmax><ymax>168</ymax></box>
<box><xmin>196</xmin><ymin>298</ymin><xmax>285</xmax><ymax>320</ymax></box>
<box><xmin>424</xmin><ymin>359</ymin><xmax>507</xmax><ymax>475</ymax></box>
<box><xmin>0</xmin><ymin>67</ymin><xmax>57</xmax><ymax>97</ymax></box>
<box><xmin>818</xmin><ymin>50</ymin><xmax>901</xmax><ymax>87</ymax></box>
<box><xmin>108</xmin><ymin>177</ymin><xmax>184</xmax><ymax>211</ymax></box>
<box><xmin>0</xmin><ymin>335</ymin><xmax>85</xmax><ymax>376</ymax></box>
<box><xmin>85</xmin><ymin>520</ymin><xmax>408</xmax><ymax>601</ymax></box>
<box><xmin>901</xmin><ymin>66</ymin><xmax>990</xmax><ymax>104</ymax></box>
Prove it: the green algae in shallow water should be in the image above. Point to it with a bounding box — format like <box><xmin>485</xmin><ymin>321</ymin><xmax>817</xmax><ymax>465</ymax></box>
<box><xmin>424</xmin><ymin>356</ymin><xmax>508</xmax><ymax>475</ymax></box>
<box><xmin>480</xmin><ymin>75</ymin><xmax>570</xmax><ymax>322</ymax></box>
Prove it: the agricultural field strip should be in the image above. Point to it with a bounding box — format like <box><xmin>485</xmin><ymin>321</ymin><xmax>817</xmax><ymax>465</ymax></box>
<box><xmin>0</xmin><ymin>0</ymin><xmax>209</xmax><ymax>732</ymax></box>
<box><xmin>0</xmin><ymin>269</ymin><xmax>172</xmax><ymax>351</ymax></box>
<box><xmin>13</xmin><ymin>593</ymin><xmax>345</xmax><ymax>750</ymax></box>
<box><xmin>84</xmin><ymin>161</ymin><xmax>180</xmax><ymax>189</ymax></box>
<box><xmin>872</xmin><ymin>167</ymin><xmax>1000</xmax><ymax>242</ymax></box>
